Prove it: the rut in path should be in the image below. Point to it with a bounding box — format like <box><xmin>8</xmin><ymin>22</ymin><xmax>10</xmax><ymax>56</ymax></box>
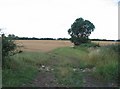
<box><xmin>29</xmin><ymin>71</ymin><xmax>61</xmax><ymax>87</ymax></box>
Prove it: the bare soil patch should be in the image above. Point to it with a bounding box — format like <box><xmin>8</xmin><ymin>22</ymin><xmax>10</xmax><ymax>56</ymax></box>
<box><xmin>27</xmin><ymin>71</ymin><xmax>61</xmax><ymax>87</ymax></box>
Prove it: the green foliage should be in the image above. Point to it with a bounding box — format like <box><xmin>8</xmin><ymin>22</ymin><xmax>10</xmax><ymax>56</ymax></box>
<box><xmin>70</xmin><ymin>36</ymin><xmax>89</xmax><ymax>45</ymax></box>
<box><xmin>77</xmin><ymin>42</ymin><xmax>100</xmax><ymax>48</ymax></box>
<box><xmin>68</xmin><ymin>17</ymin><xmax>95</xmax><ymax>45</ymax></box>
<box><xmin>2</xmin><ymin>34</ymin><xmax>16</xmax><ymax>56</ymax></box>
<box><xmin>2</xmin><ymin>34</ymin><xmax>18</xmax><ymax>67</ymax></box>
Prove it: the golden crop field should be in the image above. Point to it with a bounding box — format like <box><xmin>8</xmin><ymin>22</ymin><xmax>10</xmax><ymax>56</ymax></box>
<box><xmin>15</xmin><ymin>40</ymin><xmax>120</xmax><ymax>52</ymax></box>
<box><xmin>15</xmin><ymin>40</ymin><xmax>73</xmax><ymax>52</ymax></box>
<box><xmin>92</xmin><ymin>41</ymin><xmax>120</xmax><ymax>46</ymax></box>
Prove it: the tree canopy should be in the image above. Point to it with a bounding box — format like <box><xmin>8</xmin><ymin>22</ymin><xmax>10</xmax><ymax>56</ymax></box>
<box><xmin>68</xmin><ymin>17</ymin><xmax>95</xmax><ymax>45</ymax></box>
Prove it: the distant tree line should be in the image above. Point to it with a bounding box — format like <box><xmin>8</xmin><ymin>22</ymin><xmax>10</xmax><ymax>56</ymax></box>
<box><xmin>6</xmin><ymin>34</ymin><xmax>120</xmax><ymax>42</ymax></box>
<box><xmin>16</xmin><ymin>37</ymin><xmax>56</xmax><ymax>40</ymax></box>
<box><xmin>16</xmin><ymin>37</ymin><xmax>70</xmax><ymax>40</ymax></box>
<box><xmin>91</xmin><ymin>39</ymin><xmax>120</xmax><ymax>42</ymax></box>
<box><xmin>7</xmin><ymin>34</ymin><xmax>70</xmax><ymax>40</ymax></box>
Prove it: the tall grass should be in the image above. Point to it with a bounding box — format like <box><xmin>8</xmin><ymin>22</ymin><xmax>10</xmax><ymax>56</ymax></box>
<box><xmin>3</xmin><ymin>65</ymin><xmax>37</xmax><ymax>87</ymax></box>
<box><xmin>2</xmin><ymin>52</ymin><xmax>51</xmax><ymax>87</ymax></box>
<box><xmin>84</xmin><ymin>45</ymin><xmax>119</xmax><ymax>83</ymax></box>
<box><xmin>69</xmin><ymin>43</ymin><xmax>119</xmax><ymax>84</ymax></box>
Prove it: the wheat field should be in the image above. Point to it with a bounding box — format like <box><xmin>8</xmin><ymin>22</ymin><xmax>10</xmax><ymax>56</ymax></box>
<box><xmin>92</xmin><ymin>41</ymin><xmax>120</xmax><ymax>46</ymax></box>
<box><xmin>15</xmin><ymin>40</ymin><xmax>120</xmax><ymax>52</ymax></box>
<box><xmin>15</xmin><ymin>40</ymin><xmax>73</xmax><ymax>52</ymax></box>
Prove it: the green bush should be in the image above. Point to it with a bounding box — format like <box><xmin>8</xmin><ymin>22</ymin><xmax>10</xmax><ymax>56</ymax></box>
<box><xmin>2</xmin><ymin>34</ymin><xmax>18</xmax><ymax>67</ymax></box>
<box><xmin>80</xmin><ymin>42</ymin><xmax>100</xmax><ymax>47</ymax></box>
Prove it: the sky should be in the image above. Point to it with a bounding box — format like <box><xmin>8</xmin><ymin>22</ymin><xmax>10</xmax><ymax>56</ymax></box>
<box><xmin>0</xmin><ymin>0</ymin><xmax>119</xmax><ymax>40</ymax></box>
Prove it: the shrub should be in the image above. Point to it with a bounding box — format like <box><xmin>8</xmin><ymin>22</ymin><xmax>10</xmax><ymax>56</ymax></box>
<box><xmin>2</xmin><ymin>34</ymin><xmax>18</xmax><ymax>67</ymax></box>
<box><xmin>80</xmin><ymin>42</ymin><xmax>100</xmax><ymax>47</ymax></box>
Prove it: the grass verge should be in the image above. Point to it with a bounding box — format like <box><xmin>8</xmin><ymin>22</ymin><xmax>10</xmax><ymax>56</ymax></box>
<box><xmin>2</xmin><ymin>44</ymin><xmax>119</xmax><ymax>87</ymax></box>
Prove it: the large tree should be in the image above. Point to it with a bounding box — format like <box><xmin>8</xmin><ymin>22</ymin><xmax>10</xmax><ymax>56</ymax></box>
<box><xmin>68</xmin><ymin>17</ymin><xmax>95</xmax><ymax>45</ymax></box>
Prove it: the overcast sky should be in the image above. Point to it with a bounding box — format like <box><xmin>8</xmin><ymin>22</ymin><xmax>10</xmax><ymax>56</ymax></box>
<box><xmin>0</xmin><ymin>0</ymin><xmax>119</xmax><ymax>40</ymax></box>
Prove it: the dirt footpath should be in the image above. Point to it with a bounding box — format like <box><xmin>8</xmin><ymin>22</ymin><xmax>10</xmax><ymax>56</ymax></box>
<box><xmin>31</xmin><ymin>71</ymin><xmax>60</xmax><ymax>87</ymax></box>
<box><xmin>22</xmin><ymin>67</ymin><xmax>117</xmax><ymax>87</ymax></box>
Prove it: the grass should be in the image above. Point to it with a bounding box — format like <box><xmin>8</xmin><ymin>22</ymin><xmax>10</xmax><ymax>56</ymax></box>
<box><xmin>2</xmin><ymin>54</ymin><xmax>38</xmax><ymax>87</ymax></box>
<box><xmin>3</xmin><ymin>66</ymin><xmax>37</xmax><ymax>87</ymax></box>
<box><xmin>84</xmin><ymin>45</ymin><xmax>119</xmax><ymax>83</ymax></box>
<box><xmin>3</xmin><ymin>47</ymin><xmax>86</xmax><ymax>87</ymax></box>
<box><xmin>52</xmin><ymin>44</ymin><xmax>119</xmax><ymax>84</ymax></box>
<box><xmin>54</xmin><ymin>66</ymin><xmax>83</xmax><ymax>86</ymax></box>
<box><xmin>2</xmin><ymin>43</ymin><xmax>119</xmax><ymax>87</ymax></box>
<box><xmin>50</xmin><ymin>47</ymin><xmax>86</xmax><ymax>86</ymax></box>
<box><xmin>3</xmin><ymin>51</ymin><xmax>58</xmax><ymax>87</ymax></box>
